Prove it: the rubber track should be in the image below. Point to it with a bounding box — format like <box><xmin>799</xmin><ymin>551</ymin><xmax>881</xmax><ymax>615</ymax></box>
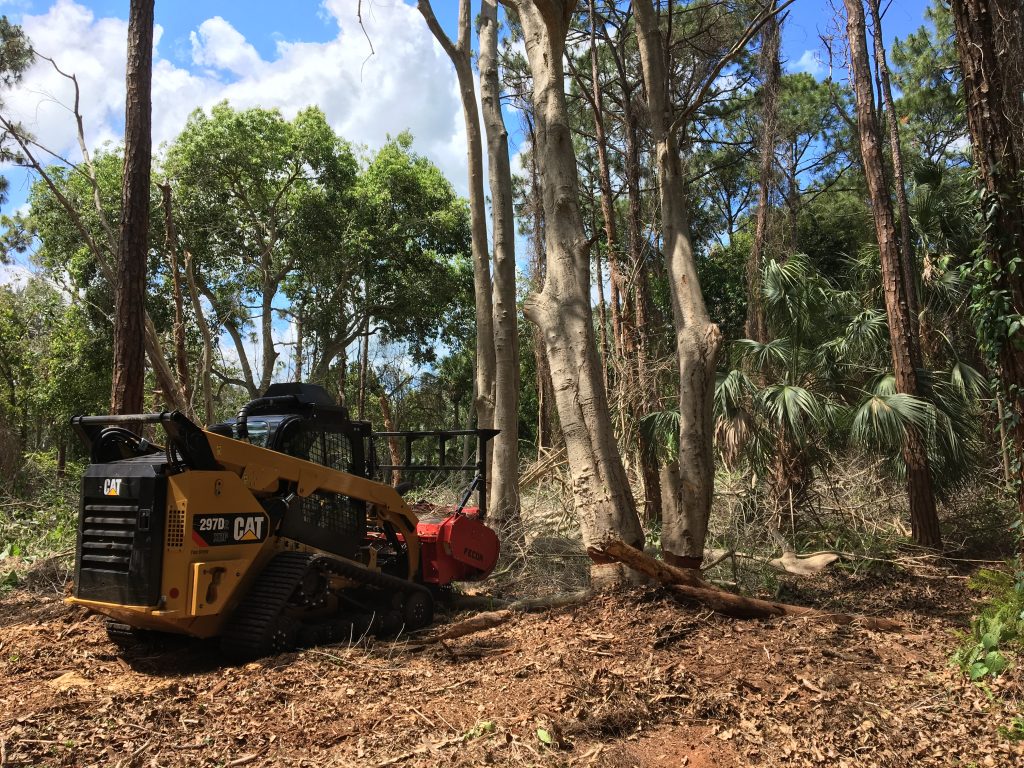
<box><xmin>220</xmin><ymin>551</ymin><xmax>313</xmax><ymax>660</ymax></box>
<box><xmin>220</xmin><ymin>552</ymin><xmax>430</xmax><ymax>660</ymax></box>
<box><xmin>105</xmin><ymin>619</ymin><xmax>141</xmax><ymax>644</ymax></box>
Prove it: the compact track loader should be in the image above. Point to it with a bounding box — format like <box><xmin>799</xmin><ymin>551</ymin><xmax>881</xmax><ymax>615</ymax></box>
<box><xmin>67</xmin><ymin>383</ymin><xmax>500</xmax><ymax>659</ymax></box>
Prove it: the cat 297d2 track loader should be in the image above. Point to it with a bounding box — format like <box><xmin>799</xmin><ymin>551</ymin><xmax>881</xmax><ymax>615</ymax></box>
<box><xmin>67</xmin><ymin>383</ymin><xmax>500</xmax><ymax>659</ymax></box>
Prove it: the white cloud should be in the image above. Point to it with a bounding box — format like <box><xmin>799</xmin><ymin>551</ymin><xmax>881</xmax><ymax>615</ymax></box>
<box><xmin>0</xmin><ymin>263</ymin><xmax>32</xmax><ymax>289</ymax></box>
<box><xmin>793</xmin><ymin>49</ymin><xmax>824</xmax><ymax>78</ymax></box>
<box><xmin>5</xmin><ymin>0</ymin><xmax>127</xmax><ymax>156</ymax></box>
<box><xmin>189</xmin><ymin>17</ymin><xmax>264</xmax><ymax>78</ymax></box>
<box><xmin>5</xmin><ymin>0</ymin><xmax>468</xmax><ymax>193</ymax></box>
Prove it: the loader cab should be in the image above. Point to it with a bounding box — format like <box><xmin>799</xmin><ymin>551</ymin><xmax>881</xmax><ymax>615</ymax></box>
<box><xmin>219</xmin><ymin>383</ymin><xmax>375</xmax><ymax>560</ymax></box>
<box><xmin>218</xmin><ymin>383</ymin><xmax>372</xmax><ymax>479</ymax></box>
<box><xmin>236</xmin><ymin>416</ymin><xmax>284</xmax><ymax>449</ymax></box>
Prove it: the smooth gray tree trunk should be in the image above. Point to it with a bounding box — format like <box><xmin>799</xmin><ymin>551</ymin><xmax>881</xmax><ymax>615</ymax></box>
<box><xmin>634</xmin><ymin>0</ymin><xmax>724</xmax><ymax>568</ymax></box>
<box><xmin>480</xmin><ymin>0</ymin><xmax>521</xmax><ymax>535</ymax></box>
<box><xmin>502</xmin><ymin>0</ymin><xmax>644</xmax><ymax>581</ymax></box>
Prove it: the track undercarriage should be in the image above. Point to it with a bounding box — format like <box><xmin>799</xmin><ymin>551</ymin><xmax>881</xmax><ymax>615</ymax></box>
<box><xmin>219</xmin><ymin>551</ymin><xmax>435</xmax><ymax>658</ymax></box>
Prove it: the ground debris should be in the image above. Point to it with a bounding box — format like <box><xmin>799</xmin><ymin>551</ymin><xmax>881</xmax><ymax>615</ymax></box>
<box><xmin>0</xmin><ymin>568</ymin><xmax>1020</xmax><ymax>767</ymax></box>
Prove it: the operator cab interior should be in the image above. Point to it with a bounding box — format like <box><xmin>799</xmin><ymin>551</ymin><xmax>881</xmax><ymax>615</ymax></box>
<box><xmin>209</xmin><ymin>383</ymin><xmax>372</xmax><ymax>479</ymax></box>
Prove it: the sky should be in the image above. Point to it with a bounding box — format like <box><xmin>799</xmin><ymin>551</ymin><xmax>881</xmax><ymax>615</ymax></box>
<box><xmin>0</xmin><ymin>0</ymin><xmax>937</xmax><ymax>383</ymax></box>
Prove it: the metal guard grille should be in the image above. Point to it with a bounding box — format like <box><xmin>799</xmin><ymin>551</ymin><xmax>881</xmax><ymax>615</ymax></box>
<box><xmin>298</xmin><ymin>491</ymin><xmax>365</xmax><ymax>538</ymax></box>
<box><xmin>279</xmin><ymin>429</ymin><xmax>354</xmax><ymax>474</ymax></box>
<box><xmin>166</xmin><ymin>507</ymin><xmax>185</xmax><ymax>550</ymax></box>
<box><xmin>81</xmin><ymin>500</ymin><xmax>138</xmax><ymax>573</ymax></box>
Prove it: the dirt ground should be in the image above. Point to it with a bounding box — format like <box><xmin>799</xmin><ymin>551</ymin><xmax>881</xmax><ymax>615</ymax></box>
<box><xmin>1</xmin><ymin>566</ymin><xmax>1022</xmax><ymax>768</ymax></box>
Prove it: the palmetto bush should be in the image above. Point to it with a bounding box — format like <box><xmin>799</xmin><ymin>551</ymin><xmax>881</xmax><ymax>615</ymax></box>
<box><xmin>712</xmin><ymin>252</ymin><xmax>985</xmax><ymax>539</ymax></box>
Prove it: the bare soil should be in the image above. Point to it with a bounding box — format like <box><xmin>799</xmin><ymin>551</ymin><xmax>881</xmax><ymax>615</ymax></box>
<box><xmin>0</xmin><ymin>566</ymin><xmax>1021</xmax><ymax>767</ymax></box>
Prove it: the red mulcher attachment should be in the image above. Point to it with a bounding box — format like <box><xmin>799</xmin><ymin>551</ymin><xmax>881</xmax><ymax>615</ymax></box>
<box><xmin>371</xmin><ymin>428</ymin><xmax>502</xmax><ymax>586</ymax></box>
<box><xmin>416</xmin><ymin>507</ymin><xmax>500</xmax><ymax>584</ymax></box>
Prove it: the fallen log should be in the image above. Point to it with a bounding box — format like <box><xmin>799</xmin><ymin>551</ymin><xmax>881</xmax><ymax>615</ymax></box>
<box><xmin>593</xmin><ymin>539</ymin><xmax>903</xmax><ymax>633</ymax></box>
<box><xmin>411</xmin><ymin>590</ymin><xmax>592</xmax><ymax>646</ymax></box>
<box><xmin>415</xmin><ymin>609</ymin><xmax>512</xmax><ymax>644</ymax></box>
<box><xmin>595</xmin><ymin>540</ymin><xmax>710</xmax><ymax>587</ymax></box>
<box><xmin>705</xmin><ymin>547</ymin><xmax>843</xmax><ymax>576</ymax></box>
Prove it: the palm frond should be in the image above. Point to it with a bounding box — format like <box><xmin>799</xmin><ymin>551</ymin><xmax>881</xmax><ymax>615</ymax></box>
<box><xmin>755</xmin><ymin>384</ymin><xmax>827</xmax><ymax>445</ymax></box>
<box><xmin>734</xmin><ymin>337</ymin><xmax>792</xmax><ymax>374</ymax></box>
<box><xmin>838</xmin><ymin>309</ymin><xmax>889</xmax><ymax>357</ymax></box>
<box><xmin>850</xmin><ymin>392</ymin><xmax>934</xmax><ymax>450</ymax></box>
<box><xmin>868</xmin><ymin>372</ymin><xmax>898</xmax><ymax>397</ymax></box>
<box><xmin>715</xmin><ymin>409</ymin><xmax>753</xmax><ymax>470</ymax></box>
<box><xmin>639</xmin><ymin>409</ymin><xmax>680</xmax><ymax>462</ymax></box>
<box><xmin>947</xmin><ymin>360</ymin><xmax>989</xmax><ymax>400</ymax></box>
<box><xmin>715</xmin><ymin>369</ymin><xmax>754</xmax><ymax>413</ymax></box>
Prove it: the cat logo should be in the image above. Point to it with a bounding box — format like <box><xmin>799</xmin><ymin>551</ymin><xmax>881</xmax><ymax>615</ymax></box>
<box><xmin>233</xmin><ymin>515</ymin><xmax>265</xmax><ymax>542</ymax></box>
<box><xmin>102</xmin><ymin>479</ymin><xmax>122</xmax><ymax>496</ymax></box>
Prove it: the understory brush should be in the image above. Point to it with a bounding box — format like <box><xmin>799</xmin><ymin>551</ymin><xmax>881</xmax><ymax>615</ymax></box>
<box><xmin>954</xmin><ymin>566</ymin><xmax>1024</xmax><ymax>681</ymax></box>
<box><xmin>702</xmin><ymin>458</ymin><xmax>1015</xmax><ymax>596</ymax></box>
<box><xmin>0</xmin><ymin>450</ymin><xmax>82</xmax><ymax>592</ymax></box>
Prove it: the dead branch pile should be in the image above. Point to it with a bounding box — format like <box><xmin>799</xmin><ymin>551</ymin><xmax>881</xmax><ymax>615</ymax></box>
<box><xmin>593</xmin><ymin>539</ymin><xmax>903</xmax><ymax>632</ymax></box>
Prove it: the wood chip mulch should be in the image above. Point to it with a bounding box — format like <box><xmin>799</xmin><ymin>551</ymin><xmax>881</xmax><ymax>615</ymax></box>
<box><xmin>0</xmin><ymin>567</ymin><xmax>1021</xmax><ymax>767</ymax></box>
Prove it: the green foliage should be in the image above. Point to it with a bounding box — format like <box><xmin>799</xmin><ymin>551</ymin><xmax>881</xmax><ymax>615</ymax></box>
<box><xmin>0</xmin><ymin>450</ymin><xmax>84</xmax><ymax>563</ymax></box>
<box><xmin>0</xmin><ymin>15</ymin><xmax>33</xmax><ymax>206</ymax></box>
<box><xmin>0</xmin><ymin>278</ymin><xmax>110</xmax><ymax>451</ymax></box>
<box><xmin>999</xmin><ymin>716</ymin><xmax>1024</xmax><ymax>742</ymax></box>
<box><xmin>714</xmin><ymin>251</ymin><xmax>986</xmax><ymax>515</ymax></box>
<box><xmin>464</xmin><ymin>721</ymin><xmax>496</xmax><ymax>741</ymax></box>
<box><xmin>698</xmin><ymin>241</ymin><xmax>748</xmax><ymax>343</ymax></box>
<box><xmin>891</xmin><ymin>0</ymin><xmax>966</xmax><ymax>163</ymax></box>
<box><xmin>348</xmin><ymin>132</ymin><xmax>473</xmax><ymax>364</ymax></box>
<box><xmin>954</xmin><ymin>568</ymin><xmax>1024</xmax><ymax>681</ymax></box>
<box><xmin>11</xmin><ymin>103</ymin><xmax>474</xmax><ymax>425</ymax></box>
<box><xmin>163</xmin><ymin>108</ymin><xmax>471</xmax><ymax>386</ymax></box>
<box><xmin>797</xmin><ymin>191</ymin><xmax>873</xmax><ymax>279</ymax></box>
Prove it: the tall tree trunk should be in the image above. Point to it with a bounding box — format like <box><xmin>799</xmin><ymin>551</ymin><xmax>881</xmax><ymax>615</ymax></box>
<box><xmin>183</xmin><ymin>252</ymin><xmax>215</xmax><ymax>423</ymax></box>
<box><xmin>221</xmin><ymin>316</ymin><xmax>259</xmax><ymax>399</ymax></box>
<box><xmin>845</xmin><ymin>0</ymin><xmax>941</xmax><ymax>548</ymax></box>
<box><xmin>480</xmin><ymin>0</ymin><xmax>521</xmax><ymax>534</ymax></box>
<box><xmin>337</xmin><ymin>350</ymin><xmax>347</xmax><ymax>406</ymax></box>
<box><xmin>634</xmin><ymin>1</ymin><xmax>724</xmax><ymax>568</ymax></box>
<box><xmin>595</xmin><ymin>245</ymin><xmax>610</xmax><ymax>391</ymax></box>
<box><xmin>358</xmin><ymin>312</ymin><xmax>370</xmax><ymax>420</ymax></box>
<box><xmin>950</xmin><ymin>0</ymin><xmax>1024</xmax><ymax>508</ymax></box>
<box><xmin>418</xmin><ymin>0</ymin><xmax>496</xmax><ymax>431</ymax></box>
<box><xmin>294</xmin><ymin>302</ymin><xmax>304</xmax><ymax>382</ymax></box>
<box><xmin>159</xmin><ymin>181</ymin><xmax>193</xmax><ymax>414</ymax></box>
<box><xmin>292</xmin><ymin>305</ymin><xmax>303</xmax><ymax>382</ymax></box>
<box><xmin>784</xmin><ymin>145</ymin><xmax>800</xmax><ymax>254</ymax></box>
<box><xmin>603</xmin><ymin>20</ymin><xmax>663</xmax><ymax>523</ymax></box>
<box><xmin>526</xmin><ymin>116</ymin><xmax>556</xmax><ymax>451</ymax></box>
<box><xmin>745</xmin><ymin>6</ymin><xmax>782</xmax><ymax>344</ymax></box>
<box><xmin>376</xmin><ymin>384</ymin><xmax>403</xmax><ymax>486</ymax></box>
<box><xmin>259</xmin><ymin>279</ymin><xmax>278</xmax><ymax>392</ymax></box>
<box><xmin>867</xmin><ymin>0</ymin><xmax>920</xmax><ymax>327</ymax></box>
<box><xmin>588</xmin><ymin>0</ymin><xmax>625</xmax><ymax>354</ymax></box>
<box><xmin>504</xmin><ymin>0</ymin><xmax>644</xmax><ymax>574</ymax></box>
<box><xmin>111</xmin><ymin>0</ymin><xmax>153</xmax><ymax>419</ymax></box>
